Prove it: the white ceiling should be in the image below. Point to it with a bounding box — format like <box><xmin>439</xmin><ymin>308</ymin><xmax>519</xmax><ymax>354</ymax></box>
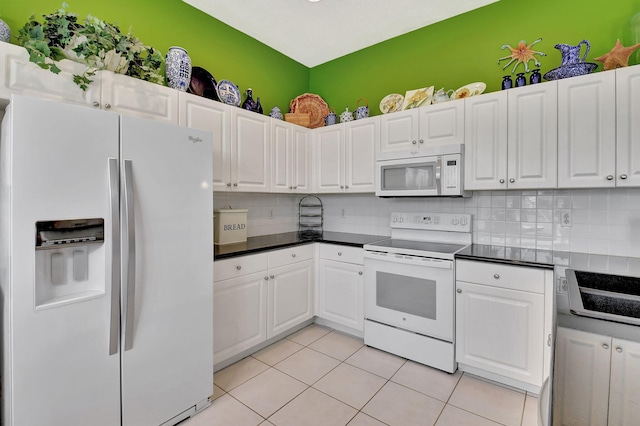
<box><xmin>182</xmin><ymin>0</ymin><xmax>499</xmax><ymax>68</ymax></box>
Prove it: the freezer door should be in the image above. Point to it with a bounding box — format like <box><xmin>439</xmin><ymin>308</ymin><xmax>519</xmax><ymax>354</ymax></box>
<box><xmin>1</xmin><ymin>96</ymin><xmax>121</xmax><ymax>425</ymax></box>
<box><xmin>119</xmin><ymin>115</ymin><xmax>213</xmax><ymax>426</ymax></box>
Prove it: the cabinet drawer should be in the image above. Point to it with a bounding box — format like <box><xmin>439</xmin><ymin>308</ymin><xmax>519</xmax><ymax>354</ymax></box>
<box><xmin>268</xmin><ymin>244</ymin><xmax>314</xmax><ymax>269</ymax></box>
<box><xmin>214</xmin><ymin>253</ymin><xmax>268</xmax><ymax>282</ymax></box>
<box><xmin>456</xmin><ymin>260</ymin><xmax>545</xmax><ymax>294</ymax></box>
<box><xmin>319</xmin><ymin>244</ymin><xmax>364</xmax><ymax>265</ymax></box>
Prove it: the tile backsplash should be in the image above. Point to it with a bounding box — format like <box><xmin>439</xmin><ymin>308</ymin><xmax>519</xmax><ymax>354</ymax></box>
<box><xmin>215</xmin><ymin>188</ymin><xmax>640</xmax><ymax>257</ymax></box>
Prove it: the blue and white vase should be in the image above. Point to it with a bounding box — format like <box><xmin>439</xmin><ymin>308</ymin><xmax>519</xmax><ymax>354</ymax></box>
<box><xmin>269</xmin><ymin>106</ymin><xmax>283</xmax><ymax>120</ymax></box>
<box><xmin>0</xmin><ymin>18</ymin><xmax>11</xmax><ymax>43</ymax></box>
<box><xmin>165</xmin><ymin>46</ymin><xmax>192</xmax><ymax>91</ymax></box>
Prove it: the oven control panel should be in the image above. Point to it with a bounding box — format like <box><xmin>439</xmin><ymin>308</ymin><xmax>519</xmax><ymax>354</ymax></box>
<box><xmin>390</xmin><ymin>212</ymin><xmax>471</xmax><ymax>232</ymax></box>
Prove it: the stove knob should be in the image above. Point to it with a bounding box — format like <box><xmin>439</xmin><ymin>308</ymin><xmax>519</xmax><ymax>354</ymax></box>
<box><xmin>461</xmin><ymin>217</ymin><xmax>468</xmax><ymax>226</ymax></box>
<box><xmin>452</xmin><ymin>218</ymin><xmax>459</xmax><ymax>225</ymax></box>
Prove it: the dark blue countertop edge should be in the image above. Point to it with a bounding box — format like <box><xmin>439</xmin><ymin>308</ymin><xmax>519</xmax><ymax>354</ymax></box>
<box><xmin>214</xmin><ymin>231</ymin><xmax>388</xmax><ymax>260</ymax></box>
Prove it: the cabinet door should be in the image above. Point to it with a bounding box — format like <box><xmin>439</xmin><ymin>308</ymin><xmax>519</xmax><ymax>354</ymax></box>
<box><xmin>345</xmin><ymin>118</ymin><xmax>378</xmax><ymax>193</ymax></box>
<box><xmin>553</xmin><ymin>327</ymin><xmax>610</xmax><ymax>426</ymax></box>
<box><xmin>557</xmin><ymin>71</ymin><xmax>616</xmax><ymax>188</ymax></box>
<box><xmin>317</xmin><ymin>259</ymin><xmax>364</xmax><ymax>331</ymax></box>
<box><xmin>292</xmin><ymin>126</ymin><xmax>311</xmax><ymax>192</ymax></box>
<box><xmin>100</xmin><ymin>71</ymin><xmax>179</xmax><ymax>123</ymax></box>
<box><xmin>267</xmin><ymin>260</ymin><xmax>314</xmax><ymax>339</ymax></box>
<box><xmin>507</xmin><ymin>83</ymin><xmax>558</xmax><ymax>189</ymax></box>
<box><xmin>0</xmin><ymin>43</ymin><xmax>99</xmax><ymax>109</ymax></box>
<box><xmin>314</xmin><ymin>125</ymin><xmax>345</xmax><ymax>193</ymax></box>
<box><xmin>455</xmin><ymin>280</ymin><xmax>544</xmax><ymax>386</ymax></box>
<box><xmin>616</xmin><ymin>66</ymin><xmax>640</xmax><ymax>187</ymax></box>
<box><xmin>271</xmin><ymin>119</ymin><xmax>292</xmax><ymax>193</ymax></box>
<box><xmin>231</xmin><ymin>108</ymin><xmax>271</xmax><ymax>192</ymax></box>
<box><xmin>179</xmin><ymin>93</ymin><xmax>231</xmax><ymax>191</ymax></box>
<box><xmin>379</xmin><ymin>109</ymin><xmax>419</xmax><ymax>152</ymax></box>
<box><xmin>418</xmin><ymin>100</ymin><xmax>464</xmax><ymax>147</ymax></box>
<box><xmin>213</xmin><ymin>272</ymin><xmax>268</xmax><ymax>365</ymax></box>
<box><xmin>609</xmin><ymin>338</ymin><xmax>640</xmax><ymax>425</ymax></box>
<box><xmin>464</xmin><ymin>92</ymin><xmax>508</xmax><ymax>190</ymax></box>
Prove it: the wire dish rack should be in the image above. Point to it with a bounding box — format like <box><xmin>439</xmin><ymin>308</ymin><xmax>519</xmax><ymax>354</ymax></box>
<box><xmin>298</xmin><ymin>195</ymin><xmax>323</xmax><ymax>239</ymax></box>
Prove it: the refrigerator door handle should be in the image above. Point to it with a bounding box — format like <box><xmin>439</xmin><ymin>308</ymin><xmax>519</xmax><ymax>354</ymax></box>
<box><xmin>108</xmin><ymin>158</ymin><xmax>120</xmax><ymax>356</ymax></box>
<box><xmin>123</xmin><ymin>159</ymin><xmax>137</xmax><ymax>351</ymax></box>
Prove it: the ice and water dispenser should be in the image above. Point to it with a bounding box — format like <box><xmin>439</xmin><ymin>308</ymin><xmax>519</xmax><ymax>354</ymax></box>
<box><xmin>35</xmin><ymin>218</ymin><xmax>105</xmax><ymax>309</ymax></box>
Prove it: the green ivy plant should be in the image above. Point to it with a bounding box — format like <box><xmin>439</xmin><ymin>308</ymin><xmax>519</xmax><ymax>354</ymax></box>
<box><xmin>17</xmin><ymin>4</ymin><xmax>164</xmax><ymax>90</ymax></box>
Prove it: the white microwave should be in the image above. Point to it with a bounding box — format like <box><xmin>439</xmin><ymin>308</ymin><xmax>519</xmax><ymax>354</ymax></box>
<box><xmin>375</xmin><ymin>145</ymin><xmax>469</xmax><ymax>197</ymax></box>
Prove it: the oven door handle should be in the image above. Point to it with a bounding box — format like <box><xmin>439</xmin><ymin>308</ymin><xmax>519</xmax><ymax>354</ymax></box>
<box><xmin>435</xmin><ymin>157</ymin><xmax>442</xmax><ymax>195</ymax></box>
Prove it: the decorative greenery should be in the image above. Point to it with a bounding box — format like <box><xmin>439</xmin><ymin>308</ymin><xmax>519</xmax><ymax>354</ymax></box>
<box><xmin>17</xmin><ymin>4</ymin><xmax>164</xmax><ymax>90</ymax></box>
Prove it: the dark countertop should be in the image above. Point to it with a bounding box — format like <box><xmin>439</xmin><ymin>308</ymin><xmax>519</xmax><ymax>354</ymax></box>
<box><xmin>214</xmin><ymin>231</ymin><xmax>388</xmax><ymax>260</ymax></box>
<box><xmin>455</xmin><ymin>244</ymin><xmax>558</xmax><ymax>269</ymax></box>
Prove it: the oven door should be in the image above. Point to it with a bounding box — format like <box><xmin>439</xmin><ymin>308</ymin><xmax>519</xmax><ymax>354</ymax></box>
<box><xmin>364</xmin><ymin>251</ymin><xmax>454</xmax><ymax>342</ymax></box>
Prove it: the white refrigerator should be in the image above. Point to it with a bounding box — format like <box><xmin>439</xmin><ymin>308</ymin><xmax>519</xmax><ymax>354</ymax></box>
<box><xmin>0</xmin><ymin>95</ymin><xmax>214</xmax><ymax>425</ymax></box>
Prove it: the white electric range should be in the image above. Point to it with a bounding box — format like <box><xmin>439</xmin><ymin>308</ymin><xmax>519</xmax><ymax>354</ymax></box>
<box><xmin>363</xmin><ymin>212</ymin><xmax>472</xmax><ymax>373</ymax></box>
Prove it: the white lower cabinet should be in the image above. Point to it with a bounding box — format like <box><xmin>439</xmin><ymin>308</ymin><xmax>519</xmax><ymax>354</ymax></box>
<box><xmin>554</xmin><ymin>326</ymin><xmax>640</xmax><ymax>426</ymax></box>
<box><xmin>213</xmin><ymin>253</ymin><xmax>268</xmax><ymax>365</ymax></box>
<box><xmin>317</xmin><ymin>244</ymin><xmax>365</xmax><ymax>332</ymax></box>
<box><xmin>267</xmin><ymin>259</ymin><xmax>314</xmax><ymax>339</ymax></box>
<box><xmin>213</xmin><ymin>245</ymin><xmax>314</xmax><ymax>366</ymax></box>
<box><xmin>455</xmin><ymin>260</ymin><xmax>553</xmax><ymax>392</ymax></box>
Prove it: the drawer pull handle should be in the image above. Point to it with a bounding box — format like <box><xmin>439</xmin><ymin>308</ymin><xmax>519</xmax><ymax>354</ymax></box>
<box><xmin>456</xmin><ymin>288</ymin><xmax>462</xmax><ymax>293</ymax></box>
<box><xmin>270</xmin><ymin>275</ymin><xmax>275</xmax><ymax>279</ymax></box>
<box><xmin>264</xmin><ymin>276</ymin><xmax>269</xmax><ymax>281</ymax></box>
<box><xmin>509</xmin><ymin>178</ymin><xmax>515</xmax><ymax>183</ymax></box>
<box><xmin>236</xmin><ymin>265</ymin><xmax>242</xmax><ymax>270</ymax></box>
<box><xmin>338</xmin><ymin>252</ymin><xmax>342</xmax><ymax>256</ymax></box>
<box><xmin>620</xmin><ymin>174</ymin><xmax>628</xmax><ymax>180</ymax></box>
<box><xmin>493</xmin><ymin>274</ymin><xmax>500</xmax><ymax>279</ymax></box>
<box><xmin>603</xmin><ymin>343</ymin><xmax>610</xmax><ymax>350</ymax></box>
<box><xmin>291</xmin><ymin>253</ymin><xmax>296</xmax><ymax>258</ymax></box>
<box><xmin>499</xmin><ymin>179</ymin><xmax>505</xmax><ymax>184</ymax></box>
<box><xmin>607</xmin><ymin>175</ymin><xmax>614</xmax><ymax>181</ymax></box>
<box><xmin>92</xmin><ymin>101</ymin><xmax>100</xmax><ymax>108</ymax></box>
<box><xmin>359</xmin><ymin>271</ymin><xmax>363</xmax><ymax>275</ymax></box>
<box><xmin>547</xmin><ymin>334</ymin><xmax>552</xmax><ymax>347</ymax></box>
<box><xmin>616</xmin><ymin>347</ymin><xmax>623</xmax><ymax>353</ymax></box>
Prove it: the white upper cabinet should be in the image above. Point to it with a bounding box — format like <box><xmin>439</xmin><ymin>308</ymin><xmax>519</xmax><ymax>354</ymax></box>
<box><xmin>379</xmin><ymin>109</ymin><xmax>420</xmax><ymax>152</ymax></box>
<box><xmin>0</xmin><ymin>42</ymin><xmax>178</xmax><ymax>123</ymax></box>
<box><xmin>557</xmin><ymin>71</ymin><xmax>616</xmax><ymax>188</ymax></box>
<box><xmin>231</xmin><ymin>108</ymin><xmax>271</xmax><ymax>192</ymax></box>
<box><xmin>465</xmin><ymin>85</ymin><xmax>557</xmax><ymax>190</ymax></box>
<box><xmin>314</xmin><ymin>124</ymin><xmax>345</xmax><ymax>192</ymax></box>
<box><xmin>98</xmin><ymin>71</ymin><xmax>178</xmax><ymax>123</ymax></box>
<box><xmin>507</xmin><ymin>82</ymin><xmax>558</xmax><ymax>189</ymax></box>
<box><xmin>616</xmin><ymin>66</ymin><xmax>640</xmax><ymax>187</ymax></box>
<box><xmin>418</xmin><ymin>100</ymin><xmax>465</xmax><ymax>147</ymax></box>
<box><xmin>314</xmin><ymin>118</ymin><xmax>378</xmax><ymax>193</ymax></box>
<box><xmin>379</xmin><ymin>101</ymin><xmax>464</xmax><ymax>152</ymax></box>
<box><xmin>271</xmin><ymin>120</ymin><xmax>311</xmax><ymax>193</ymax></box>
<box><xmin>344</xmin><ymin>118</ymin><xmax>379</xmax><ymax>192</ymax></box>
<box><xmin>178</xmin><ymin>93</ymin><xmax>231</xmax><ymax>191</ymax></box>
<box><xmin>0</xmin><ymin>42</ymin><xmax>98</xmax><ymax>108</ymax></box>
<box><xmin>464</xmin><ymin>92</ymin><xmax>508</xmax><ymax>190</ymax></box>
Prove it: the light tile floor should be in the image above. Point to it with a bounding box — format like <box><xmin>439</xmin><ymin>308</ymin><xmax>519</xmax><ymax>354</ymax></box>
<box><xmin>184</xmin><ymin>324</ymin><xmax>540</xmax><ymax>426</ymax></box>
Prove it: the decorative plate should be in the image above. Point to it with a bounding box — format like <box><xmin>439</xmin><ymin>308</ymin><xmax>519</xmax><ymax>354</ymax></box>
<box><xmin>216</xmin><ymin>80</ymin><xmax>241</xmax><ymax>106</ymax></box>
<box><xmin>290</xmin><ymin>93</ymin><xmax>330</xmax><ymax>129</ymax></box>
<box><xmin>452</xmin><ymin>82</ymin><xmax>486</xmax><ymax>100</ymax></box>
<box><xmin>379</xmin><ymin>93</ymin><xmax>404</xmax><ymax>114</ymax></box>
<box><xmin>402</xmin><ymin>86</ymin><xmax>434</xmax><ymax>110</ymax></box>
<box><xmin>188</xmin><ymin>66</ymin><xmax>219</xmax><ymax>101</ymax></box>
<box><xmin>543</xmin><ymin>62</ymin><xmax>597</xmax><ymax>81</ymax></box>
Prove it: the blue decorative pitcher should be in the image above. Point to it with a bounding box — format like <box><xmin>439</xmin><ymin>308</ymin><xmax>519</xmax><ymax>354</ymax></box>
<box><xmin>554</xmin><ymin>40</ymin><xmax>590</xmax><ymax>66</ymax></box>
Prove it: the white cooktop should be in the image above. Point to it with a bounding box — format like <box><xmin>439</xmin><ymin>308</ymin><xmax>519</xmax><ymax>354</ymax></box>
<box><xmin>364</xmin><ymin>212</ymin><xmax>472</xmax><ymax>260</ymax></box>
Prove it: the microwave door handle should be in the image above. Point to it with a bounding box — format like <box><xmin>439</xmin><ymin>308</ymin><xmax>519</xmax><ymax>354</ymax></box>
<box><xmin>435</xmin><ymin>157</ymin><xmax>442</xmax><ymax>195</ymax></box>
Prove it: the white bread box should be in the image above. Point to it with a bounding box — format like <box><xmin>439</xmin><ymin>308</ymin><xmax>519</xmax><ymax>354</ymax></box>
<box><xmin>213</xmin><ymin>209</ymin><xmax>248</xmax><ymax>245</ymax></box>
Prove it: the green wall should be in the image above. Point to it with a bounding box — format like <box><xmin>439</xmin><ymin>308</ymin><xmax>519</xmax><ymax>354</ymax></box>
<box><xmin>2</xmin><ymin>0</ymin><xmax>640</xmax><ymax>118</ymax></box>
<box><xmin>310</xmin><ymin>0</ymin><xmax>640</xmax><ymax>116</ymax></box>
<box><xmin>0</xmin><ymin>0</ymin><xmax>309</xmax><ymax>113</ymax></box>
